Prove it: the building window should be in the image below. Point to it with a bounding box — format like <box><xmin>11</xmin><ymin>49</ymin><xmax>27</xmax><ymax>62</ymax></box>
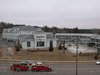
<box><xmin>27</xmin><ymin>41</ymin><xmax>31</xmax><ymax>47</ymax></box>
<box><xmin>37</xmin><ymin>41</ymin><xmax>45</xmax><ymax>47</ymax></box>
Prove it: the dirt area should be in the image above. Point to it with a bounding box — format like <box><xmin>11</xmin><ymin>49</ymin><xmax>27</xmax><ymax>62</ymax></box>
<box><xmin>2</xmin><ymin>48</ymin><xmax>98</xmax><ymax>61</ymax></box>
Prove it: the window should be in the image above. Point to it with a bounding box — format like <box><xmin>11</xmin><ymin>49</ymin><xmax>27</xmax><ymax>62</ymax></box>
<box><xmin>37</xmin><ymin>41</ymin><xmax>45</xmax><ymax>47</ymax></box>
<box><xmin>27</xmin><ymin>41</ymin><xmax>31</xmax><ymax>47</ymax></box>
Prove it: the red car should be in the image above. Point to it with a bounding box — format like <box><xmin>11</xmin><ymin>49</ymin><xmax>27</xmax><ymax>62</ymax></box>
<box><xmin>31</xmin><ymin>65</ymin><xmax>52</xmax><ymax>72</ymax></box>
<box><xmin>11</xmin><ymin>63</ymin><xmax>29</xmax><ymax>71</ymax></box>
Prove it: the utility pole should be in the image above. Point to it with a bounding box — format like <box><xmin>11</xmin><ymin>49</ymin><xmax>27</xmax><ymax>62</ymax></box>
<box><xmin>76</xmin><ymin>36</ymin><xmax>79</xmax><ymax>75</ymax></box>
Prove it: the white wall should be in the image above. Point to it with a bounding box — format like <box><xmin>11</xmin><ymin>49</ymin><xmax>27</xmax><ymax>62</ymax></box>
<box><xmin>21</xmin><ymin>39</ymin><xmax>57</xmax><ymax>49</ymax></box>
<box><xmin>53</xmin><ymin>40</ymin><xmax>57</xmax><ymax>48</ymax></box>
<box><xmin>46</xmin><ymin>39</ymin><xmax>57</xmax><ymax>48</ymax></box>
<box><xmin>21</xmin><ymin>41</ymin><xmax>35</xmax><ymax>49</ymax></box>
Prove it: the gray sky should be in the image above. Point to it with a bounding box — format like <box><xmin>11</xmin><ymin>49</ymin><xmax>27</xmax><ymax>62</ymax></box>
<box><xmin>0</xmin><ymin>0</ymin><xmax>100</xmax><ymax>29</ymax></box>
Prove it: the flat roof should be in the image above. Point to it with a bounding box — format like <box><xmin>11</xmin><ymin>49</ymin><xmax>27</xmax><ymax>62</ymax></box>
<box><xmin>55</xmin><ymin>33</ymin><xmax>97</xmax><ymax>37</ymax></box>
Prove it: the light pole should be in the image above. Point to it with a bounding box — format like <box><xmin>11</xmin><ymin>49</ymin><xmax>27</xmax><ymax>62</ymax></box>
<box><xmin>76</xmin><ymin>36</ymin><xmax>79</xmax><ymax>75</ymax></box>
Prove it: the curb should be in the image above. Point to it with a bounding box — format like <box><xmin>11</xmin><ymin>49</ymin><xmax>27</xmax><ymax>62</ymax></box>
<box><xmin>0</xmin><ymin>59</ymin><xmax>96</xmax><ymax>63</ymax></box>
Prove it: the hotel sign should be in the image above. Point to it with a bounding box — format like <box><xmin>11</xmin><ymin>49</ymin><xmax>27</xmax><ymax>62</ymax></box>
<box><xmin>35</xmin><ymin>34</ymin><xmax>46</xmax><ymax>39</ymax></box>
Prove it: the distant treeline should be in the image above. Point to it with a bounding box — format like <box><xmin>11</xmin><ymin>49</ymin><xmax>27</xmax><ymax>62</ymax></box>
<box><xmin>42</xmin><ymin>25</ymin><xmax>100</xmax><ymax>34</ymax></box>
<box><xmin>0</xmin><ymin>22</ymin><xmax>100</xmax><ymax>34</ymax></box>
<box><xmin>0</xmin><ymin>22</ymin><xmax>25</xmax><ymax>34</ymax></box>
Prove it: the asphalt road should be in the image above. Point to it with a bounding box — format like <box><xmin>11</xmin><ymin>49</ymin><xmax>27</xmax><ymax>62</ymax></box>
<box><xmin>0</xmin><ymin>62</ymin><xmax>100</xmax><ymax>75</ymax></box>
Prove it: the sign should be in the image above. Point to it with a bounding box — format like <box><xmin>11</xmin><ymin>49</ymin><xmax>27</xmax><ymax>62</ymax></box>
<box><xmin>34</xmin><ymin>34</ymin><xmax>46</xmax><ymax>39</ymax></box>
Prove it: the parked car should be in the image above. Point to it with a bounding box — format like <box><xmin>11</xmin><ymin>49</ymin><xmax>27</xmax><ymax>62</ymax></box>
<box><xmin>11</xmin><ymin>63</ymin><xmax>29</xmax><ymax>71</ymax></box>
<box><xmin>31</xmin><ymin>65</ymin><xmax>52</xmax><ymax>72</ymax></box>
<box><xmin>96</xmin><ymin>61</ymin><xmax>100</xmax><ymax>65</ymax></box>
<box><xmin>36</xmin><ymin>61</ymin><xmax>42</xmax><ymax>65</ymax></box>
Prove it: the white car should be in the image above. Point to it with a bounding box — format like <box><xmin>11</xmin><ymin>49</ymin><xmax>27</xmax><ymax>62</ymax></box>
<box><xmin>36</xmin><ymin>61</ymin><xmax>42</xmax><ymax>65</ymax></box>
<box><xmin>96</xmin><ymin>61</ymin><xmax>100</xmax><ymax>65</ymax></box>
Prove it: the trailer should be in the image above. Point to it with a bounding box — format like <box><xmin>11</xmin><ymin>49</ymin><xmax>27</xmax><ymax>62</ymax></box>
<box><xmin>31</xmin><ymin>65</ymin><xmax>52</xmax><ymax>72</ymax></box>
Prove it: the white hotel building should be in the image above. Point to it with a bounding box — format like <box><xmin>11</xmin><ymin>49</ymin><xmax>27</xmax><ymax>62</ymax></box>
<box><xmin>55</xmin><ymin>33</ymin><xmax>96</xmax><ymax>44</ymax></box>
<box><xmin>2</xmin><ymin>26</ymin><xmax>57</xmax><ymax>50</ymax></box>
<box><xmin>2</xmin><ymin>26</ymin><xmax>100</xmax><ymax>52</ymax></box>
<box><xmin>55</xmin><ymin>33</ymin><xmax>100</xmax><ymax>53</ymax></box>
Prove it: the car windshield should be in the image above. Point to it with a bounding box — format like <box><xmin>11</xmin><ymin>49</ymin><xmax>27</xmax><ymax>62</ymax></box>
<box><xmin>20</xmin><ymin>63</ymin><xmax>27</xmax><ymax>66</ymax></box>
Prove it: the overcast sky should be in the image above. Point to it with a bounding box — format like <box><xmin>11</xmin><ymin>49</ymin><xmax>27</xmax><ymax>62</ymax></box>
<box><xmin>0</xmin><ymin>0</ymin><xmax>100</xmax><ymax>29</ymax></box>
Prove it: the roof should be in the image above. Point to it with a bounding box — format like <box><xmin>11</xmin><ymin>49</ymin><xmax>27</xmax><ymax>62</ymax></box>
<box><xmin>19</xmin><ymin>35</ymin><xmax>34</xmax><ymax>42</ymax></box>
<box><xmin>55</xmin><ymin>33</ymin><xmax>97</xmax><ymax>37</ymax></box>
<box><xmin>18</xmin><ymin>26</ymin><xmax>41</xmax><ymax>31</ymax></box>
<box><xmin>95</xmin><ymin>35</ymin><xmax>100</xmax><ymax>40</ymax></box>
<box><xmin>46</xmin><ymin>34</ymin><xmax>55</xmax><ymax>39</ymax></box>
<box><xmin>3</xmin><ymin>26</ymin><xmax>43</xmax><ymax>33</ymax></box>
<box><xmin>34</xmin><ymin>32</ymin><xmax>53</xmax><ymax>35</ymax></box>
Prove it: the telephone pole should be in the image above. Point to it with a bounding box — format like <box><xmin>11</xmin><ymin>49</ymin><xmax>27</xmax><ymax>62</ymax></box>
<box><xmin>76</xmin><ymin>36</ymin><xmax>79</xmax><ymax>75</ymax></box>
